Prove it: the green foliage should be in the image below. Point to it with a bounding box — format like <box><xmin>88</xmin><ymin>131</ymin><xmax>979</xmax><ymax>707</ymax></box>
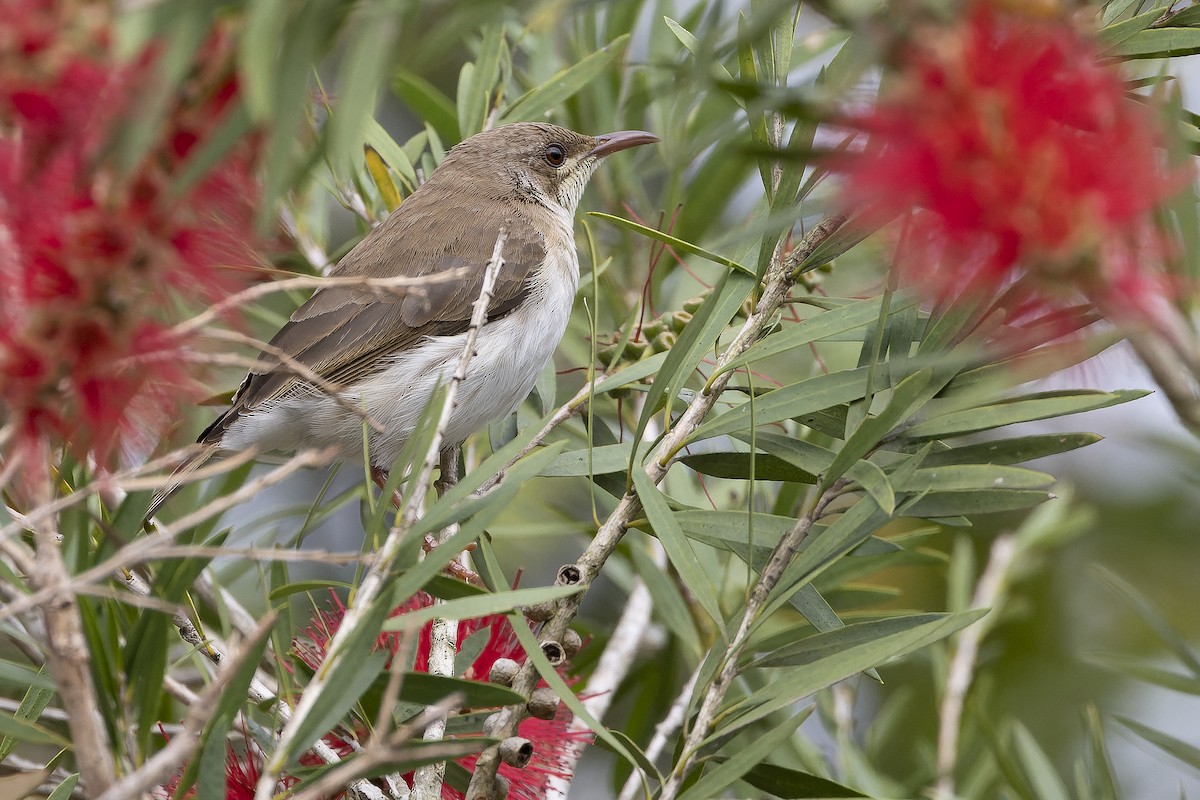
<box><xmin>3</xmin><ymin>0</ymin><xmax>1198</xmax><ymax>798</ymax></box>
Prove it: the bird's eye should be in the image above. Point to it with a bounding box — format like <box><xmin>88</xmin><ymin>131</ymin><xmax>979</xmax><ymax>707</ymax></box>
<box><xmin>544</xmin><ymin>143</ymin><xmax>566</xmax><ymax>167</ymax></box>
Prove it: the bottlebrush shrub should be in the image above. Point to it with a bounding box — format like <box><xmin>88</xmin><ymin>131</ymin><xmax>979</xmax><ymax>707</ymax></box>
<box><xmin>831</xmin><ymin>1</ymin><xmax>1183</xmax><ymax>330</ymax></box>
<box><xmin>0</xmin><ymin>0</ymin><xmax>263</xmax><ymax>473</ymax></box>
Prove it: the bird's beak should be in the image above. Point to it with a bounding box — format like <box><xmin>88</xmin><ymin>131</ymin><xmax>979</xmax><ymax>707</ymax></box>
<box><xmin>588</xmin><ymin>130</ymin><xmax>659</xmax><ymax>158</ymax></box>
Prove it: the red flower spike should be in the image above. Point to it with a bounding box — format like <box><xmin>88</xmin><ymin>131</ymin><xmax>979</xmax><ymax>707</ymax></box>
<box><xmin>0</xmin><ymin>0</ymin><xmax>263</xmax><ymax>474</ymax></box>
<box><xmin>831</xmin><ymin>1</ymin><xmax>1181</xmax><ymax>333</ymax></box>
<box><xmin>291</xmin><ymin>591</ymin><xmax>592</xmax><ymax>799</ymax></box>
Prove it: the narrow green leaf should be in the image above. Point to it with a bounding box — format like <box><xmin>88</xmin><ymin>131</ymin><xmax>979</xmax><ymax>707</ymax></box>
<box><xmin>894</xmin><ymin>464</ymin><xmax>1056</xmax><ymax>493</ymax></box>
<box><xmin>719</xmin><ymin>610</ymin><xmax>986</xmax><ymax>736</ymax></box>
<box><xmin>380</xmin><ymin>585</ymin><xmax>581</xmax><ymax>631</ymax></box>
<box><xmin>824</xmin><ymin>370</ymin><xmax>932</xmax><ymax>490</ymax></box>
<box><xmin>921</xmin><ymin>433</ymin><xmax>1102</xmax><ymax>467</ymax></box>
<box><xmin>397</xmin><ymin>673</ymin><xmax>524</xmax><ymax>708</ymax></box>
<box><xmin>630</xmin><ymin>540</ymin><xmax>703</xmax><ymax>655</ymax></box>
<box><xmin>46</xmin><ymin>774</ymin><xmax>79</xmax><ymax>800</ymax></box>
<box><xmin>459</xmin><ymin>24</ymin><xmax>505</xmax><ymax>137</ymax></box>
<box><xmin>1011</xmin><ymin>722</ymin><xmax>1072</xmax><ymax>800</ymax></box>
<box><xmin>679</xmin><ymin>452</ymin><xmax>818</xmax><ymax>483</ymax></box>
<box><xmin>588</xmin><ymin>212</ymin><xmax>755</xmax><ymax>276</ymax></box>
<box><xmin>632</xmin><ymin>468</ymin><xmax>723</xmax><ymax>627</ymax></box>
<box><xmin>1112</xmin><ymin>27</ymin><xmax>1200</xmax><ymax>57</ymax></box>
<box><xmin>719</xmin><ymin>295</ymin><xmax>915</xmax><ymax>376</ymax></box>
<box><xmin>364</xmin><ymin>119</ymin><xmax>418</xmax><ymax>188</ymax></box>
<box><xmin>676</xmin><ymin>710</ymin><xmax>811</xmax><ymax>800</ymax></box>
<box><xmin>899</xmin><ymin>489</ymin><xmax>1054</xmax><ymax>517</ymax></box>
<box><xmin>746</xmin><ymin>613</ymin><xmax>958</xmax><ymax>669</ymax></box>
<box><xmin>741</xmin><ymin>762</ymin><xmax>867</xmax><ymax>798</ymax></box>
<box><xmin>1098</xmin><ymin>8</ymin><xmax>1163</xmax><ymax>46</ymax></box>
<box><xmin>688</xmin><ymin>367</ymin><xmax>870</xmax><ymax>445</ymax></box>
<box><xmin>501</xmin><ymin>34</ymin><xmax>630</xmax><ymax>122</ymax></box>
<box><xmin>1117</xmin><ymin>716</ymin><xmax>1200</xmax><ymax>770</ymax></box>
<box><xmin>0</xmin><ymin>660</ymin><xmax>54</xmax><ymax>691</ymax></box>
<box><xmin>237</xmin><ymin>0</ymin><xmax>285</xmax><ymax>120</ymax></box>
<box><xmin>904</xmin><ymin>390</ymin><xmax>1149</xmax><ymax>440</ymax></box>
<box><xmin>393</xmin><ymin>70</ymin><xmax>460</xmax><ymax>142</ymax></box>
<box><xmin>0</xmin><ymin>709</ymin><xmax>66</xmax><ymax>747</ymax></box>
<box><xmin>540</xmin><ymin>442</ymin><xmax>636</xmax><ymax>477</ymax></box>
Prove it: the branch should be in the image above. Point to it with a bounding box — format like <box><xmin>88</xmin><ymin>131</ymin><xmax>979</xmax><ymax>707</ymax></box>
<box><xmin>27</xmin><ymin>480</ymin><xmax>117</xmax><ymax>795</ymax></box>
<box><xmin>463</xmin><ymin>214</ymin><xmax>848</xmax><ymax>799</ymax></box>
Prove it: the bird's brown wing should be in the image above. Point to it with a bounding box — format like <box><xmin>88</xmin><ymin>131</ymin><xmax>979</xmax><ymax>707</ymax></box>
<box><xmin>199</xmin><ymin>194</ymin><xmax>545</xmax><ymax>445</ymax></box>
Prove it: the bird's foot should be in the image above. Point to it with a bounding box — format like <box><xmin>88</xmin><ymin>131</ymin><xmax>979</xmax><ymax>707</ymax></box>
<box><xmin>372</xmin><ymin>467</ymin><xmax>405</xmax><ymax>508</ymax></box>
<box><xmin>423</xmin><ymin>533</ymin><xmax>482</xmax><ymax>585</ymax></box>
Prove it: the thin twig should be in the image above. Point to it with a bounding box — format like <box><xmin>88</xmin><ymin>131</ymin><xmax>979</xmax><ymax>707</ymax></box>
<box><xmin>463</xmin><ymin>215</ymin><xmax>848</xmax><ymax>799</ymax></box>
<box><xmin>934</xmin><ymin>534</ymin><xmax>1018</xmax><ymax>800</ymax></box>
<box><xmin>256</xmin><ymin>230</ymin><xmax>509</xmax><ymax>800</ymax></box>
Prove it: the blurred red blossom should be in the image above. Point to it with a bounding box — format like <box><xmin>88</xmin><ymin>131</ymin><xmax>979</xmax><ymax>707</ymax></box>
<box><xmin>0</xmin><ymin>0</ymin><xmax>262</xmax><ymax>470</ymax></box>
<box><xmin>832</xmin><ymin>1</ymin><xmax>1182</xmax><ymax>329</ymax></box>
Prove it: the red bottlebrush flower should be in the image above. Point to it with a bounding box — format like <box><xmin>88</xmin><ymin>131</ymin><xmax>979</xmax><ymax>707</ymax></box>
<box><xmin>0</xmin><ymin>0</ymin><xmax>263</xmax><ymax>472</ymax></box>
<box><xmin>294</xmin><ymin>591</ymin><xmax>593</xmax><ymax>800</ymax></box>
<box><xmin>832</xmin><ymin>1</ymin><xmax>1180</xmax><ymax>327</ymax></box>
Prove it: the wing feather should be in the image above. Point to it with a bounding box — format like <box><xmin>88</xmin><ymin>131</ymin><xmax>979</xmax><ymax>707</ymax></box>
<box><xmin>199</xmin><ymin>188</ymin><xmax>546</xmax><ymax>446</ymax></box>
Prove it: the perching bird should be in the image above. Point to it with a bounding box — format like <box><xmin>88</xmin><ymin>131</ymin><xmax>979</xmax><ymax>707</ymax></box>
<box><xmin>147</xmin><ymin>123</ymin><xmax>657</xmax><ymax>516</ymax></box>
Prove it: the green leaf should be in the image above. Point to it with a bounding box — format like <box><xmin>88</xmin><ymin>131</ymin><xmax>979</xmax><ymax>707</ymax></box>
<box><xmin>894</xmin><ymin>464</ymin><xmax>1056</xmax><ymax>493</ymax></box>
<box><xmin>459</xmin><ymin>24</ymin><xmax>505</xmax><ymax>137</ymax></box>
<box><xmin>921</xmin><ymin>433</ymin><xmax>1102</xmax><ymax>467</ymax></box>
<box><xmin>740</xmin><ymin>762</ymin><xmax>867</xmax><ymax>798</ymax></box>
<box><xmin>500</xmin><ymin>34</ymin><xmax>631</xmax><ymax>122</ymax></box>
<box><xmin>824</xmin><ymin>370</ymin><xmax>932</xmax><ymax>490</ymax></box>
<box><xmin>1011</xmin><ymin>722</ymin><xmax>1072</xmax><ymax>800</ymax></box>
<box><xmin>903</xmin><ymin>390</ymin><xmax>1148</xmax><ymax>440</ymax></box>
<box><xmin>397</xmin><ymin>673</ymin><xmax>525</xmax><ymax>708</ymax></box>
<box><xmin>638</xmin><ymin>270</ymin><xmax>756</xmax><ymax>466</ymax></box>
<box><xmin>746</xmin><ymin>613</ymin><xmax>961</xmax><ymax>669</ymax></box>
<box><xmin>0</xmin><ymin>709</ymin><xmax>67</xmax><ymax>747</ymax></box>
<box><xmin>0</xmin><ymin>659</ymin><xmax>54</xmax><ymax>691</ymax></box>
<box><xmin>380</xmin><ymin>585</ymin><xmax>580</xmax><ymax>631</ymax></box>
<box><xmin>1117</xmin><ymin>716</ymin><xmax>1200</xmax><ymax>772</ymax></box>
<box><xmin>46</xmin><ymin>774</ymin><xmax>79</xmax><ymax>800</ymax></box>
<box><xmin>540</xmin><ymin>442</ymin><xmax>637</xmax><ymax>477</ymax></box>
<box><xmin>393</xmin><ymin>70</ymin><xmax>460</xmax><ymax>142</ymax></box>
<box><xmin>718</xmin><ymin>295</ymin><xmax>916</xmax><ymax>376</ymax></box>
<box><xmin>688</xmin><ymin>367</ymin><xmax>870</xmax><ymax>445</ymax></box>
<box><xmin>679</xmin><ymin>452</ymin><xmax>818</xmax><ymax>483</ymax></box>
<box><xmin>718</xmin><ymin>610</ymin><xmax>986</xmax><ymax>737</ymax></box>
<box><xmin>364</xmin><ymin>119</ymin><xmax>418</xmax><ymax>188</ymax></box>
<box><xmin>632</xmin><ymin>468</ymin><xmax>723</xmax><ymax>627</ymax></box>
<box><xmin>588</xmin><ymin>212</ymin><xmax>755</xmax><ymax>276</ymax></box>
<box><xmin>899</xmin><ymin>488</ymin><xmax>1054</xmax><ymax>517</ymax></box>
<box><xmin>1111</xmin><ymin>27</ymin><xmax>1200</xmax><ymax>58</ymax></box>
<box><xmin>1098</xmin><ymin>8</ymin><xmax>1163</xmax><ymax>47</ymax></box>
<box><xmin>677</xmin><ymin>709</ymin><xmax>813</xmax><ymax>800</ymax></box>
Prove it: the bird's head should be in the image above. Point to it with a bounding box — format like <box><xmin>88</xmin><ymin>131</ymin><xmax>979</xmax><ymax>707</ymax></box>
<box><xmin>435</xmin><ymin>123</ymin><xmax>658</xmax><ymax>215</ymax></box>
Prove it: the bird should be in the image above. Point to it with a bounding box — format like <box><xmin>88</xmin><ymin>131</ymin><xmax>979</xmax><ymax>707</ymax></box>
<box><xmin>147</xmin><ymin>122</ymin><xmax>657</xmax><ymax>516</ymax></box>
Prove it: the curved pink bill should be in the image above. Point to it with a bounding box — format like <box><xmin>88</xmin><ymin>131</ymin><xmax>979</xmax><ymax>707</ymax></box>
<box><xmin>588</xmin><ymin>130</ymin><xmax>659</xmax><ymax>158</ymax></box>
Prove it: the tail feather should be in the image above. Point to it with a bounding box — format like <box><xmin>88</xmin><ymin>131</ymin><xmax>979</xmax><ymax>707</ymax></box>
<box><xmin>145</xmin><ymin>443</ymin><xmax>223</xmax><ymax>521</ymax></box>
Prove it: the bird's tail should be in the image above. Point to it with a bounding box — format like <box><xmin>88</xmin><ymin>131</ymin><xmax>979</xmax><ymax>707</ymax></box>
<box><xmin>145</xmin><ymin>443</ymin><xmax>224</xmax><ymax>521</ymax></box>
